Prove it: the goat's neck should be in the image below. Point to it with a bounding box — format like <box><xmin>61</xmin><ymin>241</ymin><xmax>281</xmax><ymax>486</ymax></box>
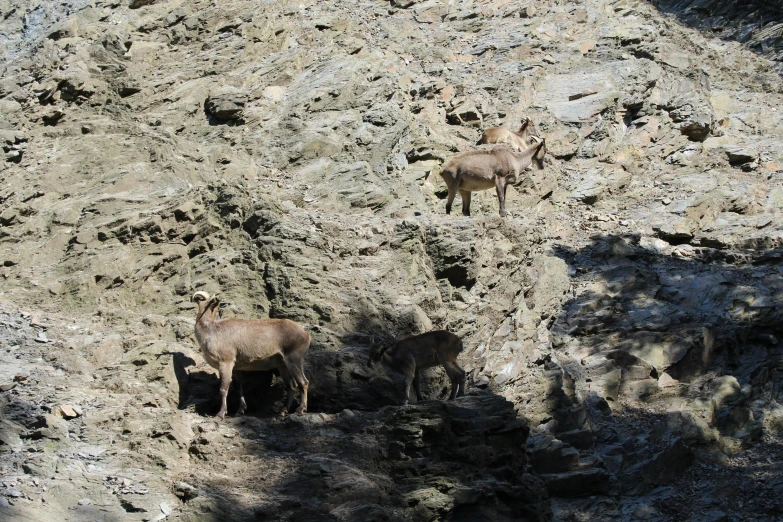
<box><xmin>509</xmin><ymin>147</ymin><xmax>536</xmax><ymax>170</ymax></box>
<box><xmin>196</xmin><ymin>302</ymin><xmax>210</xmax><ymax>323</ymax></box>
<box><xmin>380</xmin><ymin>348</ymin><xmax>404</xmax><ymax>371</ymax></box>
<box><xmin>195</xmin><ymin>302</ymin><xmax>219</xmax><ymax>340</ymax></box>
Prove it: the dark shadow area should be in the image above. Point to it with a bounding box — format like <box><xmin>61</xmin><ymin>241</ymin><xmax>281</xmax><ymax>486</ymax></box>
<box><xmin>648</xmin><ymin>0</ymin><xmax>783</xmax><ymax>74</ymax></box>
<box><xmin>538</xmin><ymin>233</ymin><xmax>783</xmax><ymax>519</ymax></box>
<box><xmin>186</xmin><ymin>391</ymin><xmax>552</xmax><ymax>522</ymax></box>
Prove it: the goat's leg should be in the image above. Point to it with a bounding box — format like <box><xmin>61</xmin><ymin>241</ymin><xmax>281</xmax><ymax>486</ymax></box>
<box><xmin>286</xmin><ymin>360</ymin><xmax>309</xmax><ymax>414</ymax></box>
<box><xmin>412</xmin><ymin>371</ymin><xmax>424</xmax><ymax>402</ymax></box>
<box><xmin>444</xmin><ymin>362</ymin><xmax>466</xmax><ymax>399</ymax></box>
<box><xmin>235</xmin><ymin>371</ymin><xmax>247</xmax><ymax>416</ymax></box>
<box><xmin>402</xmin><ymin>370</ymin><xmax>414</xmax><ymax>406</ymax></box>
<box><xmin>278</xmin><ymin>367</ymin><xmax>294</xmax><ymax>416</ymax></box>
<box><xmin>216</xmin><ymin>361</ymin><xmax>234</xmax><ymax>420</ymax></box>
<box><xmin>459</xmin><ymin>189</ymin><xmax>472</xmax><ymax>217</ymax></box>
<box><xmin>456</xmin><ymin>362</ymin><xmax>467</xmax><ymax>397</ymax></box>
<box><xmin>495</xmin><ymin>178</ymin><xmax>507</xmax><ymax>217</ymax></box>
<box><xmin>445</xmin><ymin>181</ymin><xmax>457</xmax><ymax>215</ymax></box>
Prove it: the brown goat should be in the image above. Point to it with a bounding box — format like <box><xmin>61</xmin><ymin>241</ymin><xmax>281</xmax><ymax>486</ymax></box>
<box><xmin>192</xmin><ymin>291</ymin><xmax>310</xmax><ymax>419</ymax></box>
<box><xmin>367</xmin><ymin>330</ymin><xmax>465</xmax><ymax>405</ymax></box>
<box><xmin>477</xmin><ymin>117</ymin><xmax>537</xmax><ymax>151</ymax></box>
<box><xmin>436</xmin><ymin>137</ymin><xmax>546</xmax><ymax>217</ymax></box>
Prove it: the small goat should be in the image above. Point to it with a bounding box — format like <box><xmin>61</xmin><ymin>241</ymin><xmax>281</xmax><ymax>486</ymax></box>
<box><xmin>367</xmin><ymin>330</ymin><xmax>465</xmax><ymax>405</ymax></box>
<box><xmin>477</xmin><ymin>117</ymin><xmax>537</xmax><ymax>151</ymax></box>
<box><xmin>192</xmin><ymin>291</ymin><xmax>310</xmax><ymax>419</ymax></box>
<box><xmin>436</xmin><ymin>137</ymin><xmax>546</xmax><ymax>217</ymax></box>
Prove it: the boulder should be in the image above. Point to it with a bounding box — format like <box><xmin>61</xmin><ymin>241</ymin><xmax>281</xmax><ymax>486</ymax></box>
<box><xmin>205</xmin><ymin>87</ymin><xmax>247</xmax><ymax>121</ymax></box>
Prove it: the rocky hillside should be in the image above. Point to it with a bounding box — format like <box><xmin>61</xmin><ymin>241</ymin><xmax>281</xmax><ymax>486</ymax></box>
<box><xmin>1</xmin><ymin>0</ymin><xmax>783</xmax><ymax>520</ymax></box>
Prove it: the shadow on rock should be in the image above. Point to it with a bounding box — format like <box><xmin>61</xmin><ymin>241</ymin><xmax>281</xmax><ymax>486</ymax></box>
<box><xmin>648</xmin><ymin>0</ymin><xmax>783</xmax><ymax>75</ymax></box>
<box><xmin>532</xmin><ymin>234</ymin><xmax>783</xmax><ymax>519</ymax></box>
<box><xmin>181</xmin><ymin>391</ymin><xmax>552</xmax><ymax>522</ymax></box>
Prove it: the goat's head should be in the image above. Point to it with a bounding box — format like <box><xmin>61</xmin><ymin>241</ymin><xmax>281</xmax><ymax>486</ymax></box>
<box><xmin>367</xmin><ymin>336</ymin><xmax>394</xmax><ymax>368</ymax></box>
<box><xmin>531</xmin><ymin>136</ymin><xmax>546</xmax><ymax>170</ymax></box>
<box><xmin>192</xmin><ymin>291</ymin><xmax>220</xmax><ymax>320</ymax></box>
<box><xmin>192</xmin><ymin>291</ymin><xmax>211</xmax><ymax>303</ymax></box>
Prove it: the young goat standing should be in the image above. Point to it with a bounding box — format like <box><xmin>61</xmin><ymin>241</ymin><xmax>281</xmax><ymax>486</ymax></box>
<box><xmin>367</xmin><ymin>330</ymin><xmax>466</xmax><ymax>405</ymax></box>
<box><xmin>477</xmin><ymin>117</ymin><xmax>537</xmax><ymax>151</ymax></box>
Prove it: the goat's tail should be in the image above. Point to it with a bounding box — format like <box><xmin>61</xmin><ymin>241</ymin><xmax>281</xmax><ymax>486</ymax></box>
<box><xmin>425</xmin><ymin>164</ymin><xmax>442</xmax><ymax>183</ymax></box>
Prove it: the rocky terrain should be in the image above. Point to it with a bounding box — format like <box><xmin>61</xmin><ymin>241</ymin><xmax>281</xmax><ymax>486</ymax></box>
<box><xmin>1</xmin><ymin>0</ymin><xmax>783</xmax><ymax>520</ymax></box>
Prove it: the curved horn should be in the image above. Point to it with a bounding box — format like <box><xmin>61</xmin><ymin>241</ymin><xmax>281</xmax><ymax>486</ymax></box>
<box><xmin>529</xmin><ymin>135</ymin><xmax>543</xmax><ymax>145</ymax></box>
<box><xmin>192</xmin><ymin>291</ymin><xmax>211</xmax><ymax>302</ymax></box>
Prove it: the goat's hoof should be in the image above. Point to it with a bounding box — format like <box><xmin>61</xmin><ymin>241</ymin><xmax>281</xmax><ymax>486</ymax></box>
<box><xmin>216</xmin><ymin>411</ymin><xmax>226</xmax><ymax>421</ymax></box>
<box><xmin>277</xmin><ymin>409</ymin><xmax>288</xmax><ymax>417</ymax></box>
<box><xmin>236</xmin><ymin>408</ymin><xmax>246</xmax><ymax>416</ymax></box>
<box><xmin>295</xmin><ymin>407</ymin><xmax>306</xmax><ymax>415</ymax></box>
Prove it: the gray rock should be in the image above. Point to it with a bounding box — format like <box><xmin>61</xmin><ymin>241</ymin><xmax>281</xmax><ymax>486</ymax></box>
<box><xmin>527</xmin><ymin>433</ymin><xmax>580</xmax><ymax>473</ymax></box>
<box><xmin>537</xmin><ymin>68</ymin><xmax>621</xmax><ymax>124</ymax></box>
<box><xmin>723</xmin><ymin>145</ymin><xmax>757</xmax><ymax>165</ymax></box>
<box><xmin>205</xmin><ymin>87</ymin><xmax>247</xmax><ymax>121</ymax></box>
<box><xmin>649</xmin><ymin>72</ymin><xmax>714</xmax><ymax>142</ymax></box>
<box><xmin>542</xmin><ymin>469</ymin><xmax>611</xmax><ymax>497</ymax></box>
<box><xmin>570</xmin><ymin>168</ymin><xmax>632</xmax><ymax>204</ymax></box>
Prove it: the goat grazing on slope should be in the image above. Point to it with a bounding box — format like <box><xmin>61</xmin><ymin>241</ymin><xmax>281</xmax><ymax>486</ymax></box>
<box><xmin>435</xmin><ymin>137</ymin><xmax>547</xmax><ymax>217</ymax></box>
<box><xmin>367</xmin><ymin>330</ymin><xmax>465</xmax><ymax>405</ymax></box>
<box><xmin>477</xmin><ymin>117</ymin><xmax>537</xmax><ymax>151</ymax></box>
<box><xmin>192</xmin><ymin>291</ymin><xmax>310</xmax><ymax>419</ymax></box>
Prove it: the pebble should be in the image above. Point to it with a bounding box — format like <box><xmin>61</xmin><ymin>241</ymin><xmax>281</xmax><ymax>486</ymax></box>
<box><xmin>77</xmin><ymin>498</ymin><xmax>92</xmax><ymax>505</ymax></box>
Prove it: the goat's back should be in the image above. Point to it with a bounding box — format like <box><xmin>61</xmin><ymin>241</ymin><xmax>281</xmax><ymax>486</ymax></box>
<box><xmin>441</xmin><ymin>149</ymin><xmax>508</xmax><ymax>178</ymax></box>
<box><xmin>397</xmin><ymin>330</ymin><xmax>463</xmax><ymax>354</ymax></box>
<box><xmin>478</xmin><ymin>127</ymin><xmax>511</xmax><ymax>145</ymax></box>
<box><xmin>210</xmin><ymin>317</ymin><xmax>310</xmax><ymax>354</ymax></box>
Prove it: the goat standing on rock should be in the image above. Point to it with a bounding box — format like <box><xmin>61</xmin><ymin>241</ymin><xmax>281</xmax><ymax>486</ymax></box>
<box><xmin>367</xmin><ymin>330</ymin><xmax>466</xmax><ymax>405</ymax></box>
<box><xmin>435</xmin><ymin>137</ymin><xmax>547</xmax><ymax>217</ymax></box>
<box><xmin>477</xmin><ymin>117</ymin><xmax>537</xmax><ymax>151</ymax></box>
<box><xmin>191</xmin><ymin>291</ymin><xmax>310</xmax><ymax>420</ymax></box>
